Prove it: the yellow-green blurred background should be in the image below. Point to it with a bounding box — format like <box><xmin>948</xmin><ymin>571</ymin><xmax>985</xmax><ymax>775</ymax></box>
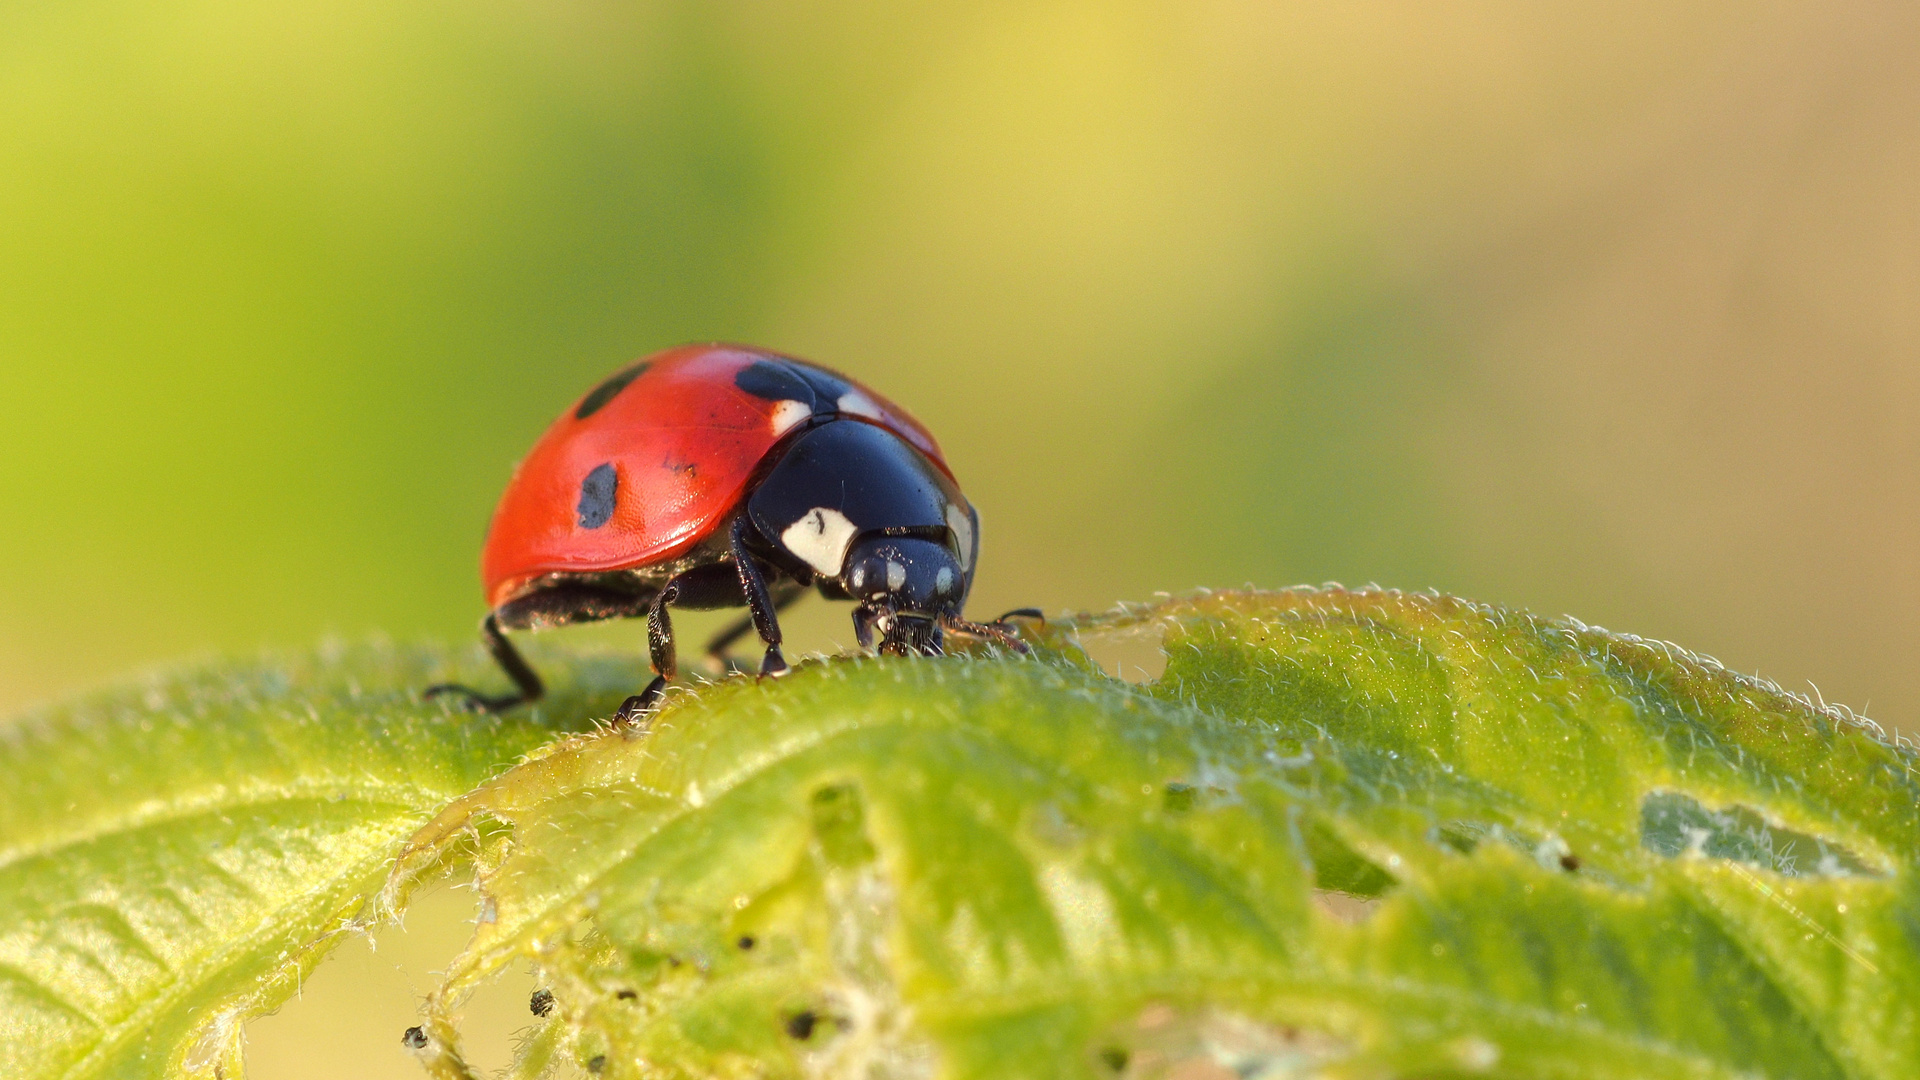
<box><xmin>5</xmin><ymin>0</ymin><xmax>1918</xmax><ymax>1073</ymax></box>
<box><xmin>11</xmin><ymin>0</ymin><xmax>1919</xmax><ymax>730</ymax></box>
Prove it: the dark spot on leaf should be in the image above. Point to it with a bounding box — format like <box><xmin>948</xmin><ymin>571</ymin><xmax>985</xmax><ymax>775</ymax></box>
<box><xmin>1163</xmin><ymin>782</ymin><xmax>1196</xmax><ymax>813</ymax></box>
<box><xmin>734</xmin><ymin>360</ymin><xmax>816</xmax><ymax>407</ymax></box>
<box><xmin>786</xmin><ymin>1010</ymin><xmax>819</xmax><ymax>1040</ymax></box>
<box><xmin>615</xmin><ymin>989</ymin><xmax>638</xmax><ymax>1001</ymax></box>
<box><xmin>1099</xmin><ymin>1046</ymin><xmax>1130</xmax><ymax>1072</ymax></box>
<box><xmin>529</xmin><ymin>988</ymin><xmax>554</xmax><ymax>1017</ymax></box>
<box><xmin>575</xmin><ymin>362</ymin><xmax>650</xmax><ymax>420</ymax></box>
<box><xmin>577</xmin><ymin>463</ymin><xmax>617</xmax><ymax>529</ymax></box>
<box><xmin>587</xmin><ymin>1055</ymin><xmax>607</xmax><ymax>1073</ymax></box>
<box><xmin>400</xmin><ymin>1026</ymin><xmax>428</xmax><ymax>1050</ymax></box>
<box><xmin>737</xmin><ymin>935</ymin><xmax>755</xmax><ymax>950</ymax></box>
<box><xmin>1560</xmin><ymin>854</ymin><xmax>1582</xmax><ymax>872</ymax></box>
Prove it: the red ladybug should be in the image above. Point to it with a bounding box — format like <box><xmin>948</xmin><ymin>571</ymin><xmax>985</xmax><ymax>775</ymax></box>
<box><xmin>427</xmin><ymin>344</ymin><xmax>1031</xmax><ymax>721</ymax></box>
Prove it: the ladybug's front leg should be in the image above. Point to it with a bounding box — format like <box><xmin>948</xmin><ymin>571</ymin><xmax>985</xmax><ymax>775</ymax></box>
<box><xmin>703</xmin><ymin>581</ymin><xmax>804</xmax><ymax>673</ymax></box>
<box><xmin>728</xmin><ymin>518</ymin><xmax>791</xmax><ymax>678</ymax></box>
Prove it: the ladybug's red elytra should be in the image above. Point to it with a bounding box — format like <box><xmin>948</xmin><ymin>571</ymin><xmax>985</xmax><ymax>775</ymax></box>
<box><xmin>426</xmin><ymin>344</ymin><xmax>1032</xmax><ymax>722</ymax></box>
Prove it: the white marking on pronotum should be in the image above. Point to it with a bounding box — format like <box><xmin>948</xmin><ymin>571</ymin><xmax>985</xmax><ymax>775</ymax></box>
<box><xmin>837</xmin><ymin>390</ymin><xmax>882</xmax><ymax>421</ymax></box>
<box><xmin>946</xmin><ymin>503</ymin><xmax>974</xmax><ymax>571</ymax></box>
<box><xmin>935</xmin><ymin>566</ymin><xmax>954</xmax><ymax>594</ymax></box>
<box><xmin>781</xmin><ymin>507</ymin><xmax>859</xmax><ymax>576</ymax></box>
<box><xmin>886</xmin><ymin>561</ymin><xmax>906</xmax><ymax>591</ymax></box>
<box><xmin>769</xmin><ymin>399</ymin><xmax>812</xmax><ymax>437</ymax></box>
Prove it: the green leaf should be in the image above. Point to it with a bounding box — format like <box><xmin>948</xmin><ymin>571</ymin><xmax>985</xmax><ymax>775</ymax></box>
<box><xmin>397</xmin><ymin>589</ymin><xmax>1919</xmax><ymax>1080</ymax></box>
<box><xmin>0</xmin><ymin>641</ymin><xmax>620</xmax><ymax>1079</ymax></box>
<box><xmin>4</xmin><ymin>589</ymin><xmax>1913</xmax><ymax>1078</ymax></box>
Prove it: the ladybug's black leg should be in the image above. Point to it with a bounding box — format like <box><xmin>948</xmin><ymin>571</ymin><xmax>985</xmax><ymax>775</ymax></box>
<box><xmin>729</xmin><ymin>518</ymin><xmax>790</xmax><ymax>678</ymax></box>
<box><xmin>852</xmin><ymin>604</ymin><xmax>880</xmax><ymax>650</ymax></box>
<box><xmin>613</xmin><ymin>579</ymin><xmax>681</xmax><ymax>720</ymax></box>
<box><xmin>617</xmin><ymin>562</ymin><xmax>770</xmax><ymax>721</ymax></box>
<box><xmin>703</xmin><ymin>581</ymin><xmax>804</xmax><ymax>671</ymax></box>
<box><xmin>425</xmin><ymin>613</ymin><xmax>545</xmax><ymax>713</ymax></box>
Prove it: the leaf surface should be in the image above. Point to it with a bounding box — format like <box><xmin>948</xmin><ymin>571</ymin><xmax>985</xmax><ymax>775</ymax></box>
<box><xmin>0</xmin><ymin>641</ymin><xmax>624</xmax><ymax>1079</ymax></box>
<box><xmin>401</xmin><ymin>590</ymin><xmax>1920</xmax><ymax>1080</ymax></box>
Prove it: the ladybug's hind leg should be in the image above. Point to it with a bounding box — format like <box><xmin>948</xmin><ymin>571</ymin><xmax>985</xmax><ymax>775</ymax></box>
<box><xmin>425</xmin><ymin>613</ymin><xmax>545</xmax><ymax>713</ymax></box>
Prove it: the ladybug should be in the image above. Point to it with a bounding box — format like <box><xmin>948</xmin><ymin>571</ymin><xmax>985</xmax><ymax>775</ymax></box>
<box><xmin>426</xmin><ymin>344</ymin><xmax>1032</xmax><ymax>721</ymax></box>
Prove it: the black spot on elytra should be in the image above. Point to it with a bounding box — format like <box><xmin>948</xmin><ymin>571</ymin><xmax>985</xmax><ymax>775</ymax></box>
<box><xmin>577</xmin><ymin>463</ymin><xmax>617</xmax><ymax>528</ymax></box>
<box><xmin>529</xmin><ymin>988</ymin><xmax>554</xmax><ymax>1017</ymax></box>
<box><xmin>789</xmin><ymin>361</ymin><xmax>853</xmax><ymax>403</ymax></box>
<box><xmin>737</xmin><ymin>935</ymin><xmax>755</xmax><ymax>950</ymax></box>
<box><xmin>785</xmin><ymin>1010</ymin><xmax>819</xmax><ymax>1040</ymax></box>
<box><xmin>401</xmin><ymin>1026</ymin><xmax>428</xmax><ymax>1050</ymax></box>
<box><xmin>587</xmin><ymin>1055</ymin><xmax>607</xmax><ymax>1073</ymax></box>
<box><xmin>575</xmin><ymin>362</ymin><xmax>649</xmax><ymax>420</ymax></box>
<box><xmin>1560</xmin><ymin>853</ymin><xmax>1582</xmax><ymax>872</ymax></box>
<box><xmin>615</xmin><ymin>988</ymin><xmax>638</xmax><ymax>1000</ymax></box>
<box><xmin>734</xmin><ymin>360</ymin><xmax>816</xmax><ymax>408</ymax></box>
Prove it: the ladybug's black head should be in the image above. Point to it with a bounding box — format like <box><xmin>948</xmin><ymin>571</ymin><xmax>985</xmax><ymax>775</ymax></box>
<box><xmin>843</xmin><ymin>535</ymin><xmax>966</xmax><ymax>655</ymax></box>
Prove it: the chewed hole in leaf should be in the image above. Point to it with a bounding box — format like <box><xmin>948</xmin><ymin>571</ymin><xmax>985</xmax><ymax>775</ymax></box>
<box><xmin>1098</xmin><ymin>1005</ymin><xmax>1351</xmax><ymax>1079</ymax></box>
<box><xmin>1163</xmin><ymin>782</ymin><xmax>1197</xmax><ymax>814</ymax></box>
<box><xmin>1302</xmin><ymin>819</ymin><xmax>1396</xmax><ymax>899</ymax></box>
<box><xmin>1312</xmin><ymin>891</ymin><xmax>1381</xmax><ymax>925</ymax></box>
<box><xmin>811</xmin><ymin>782</ymin><xmax>877</xmax><ymax>867</ymax></box>
<box><xmin>1029</xmin><ymin>800</ymin><xmax>1088</xmax><ymax>848</ymax></box>
<box><xmin>1433</xmin><ymin>820</ymin><xmax>1489</xmax><ymax>855</ymax></box>
<box><xmin>1160</xmin><ymin>781</ymin><xmax>1233</xmax><ymax>814</ymax></box>
<box><xmin>1640</xmin><ymin>791</ymin><xmax>1883</xmax><ymax>877</ymax></box>
<box><xmin>1432</xmin><ymin>819</ymin><xmax>1587</xmax><ymax>874</ymax></box>
<box><xmin>1073</xmin><ymin>621</ymin><xmax>1169</xmax><ymax>683</ymax></box>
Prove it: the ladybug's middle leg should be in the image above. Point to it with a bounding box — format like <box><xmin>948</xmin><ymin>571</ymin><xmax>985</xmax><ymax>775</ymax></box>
<box><xmin>615</xmin><ymin>580</ymin><xmax>681</xmax><ymax>723</ymax></box>
<box><xmin>617</xmin><ymin>560</ymin><xmax>770</xmax><ymax>722</ymax></box>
